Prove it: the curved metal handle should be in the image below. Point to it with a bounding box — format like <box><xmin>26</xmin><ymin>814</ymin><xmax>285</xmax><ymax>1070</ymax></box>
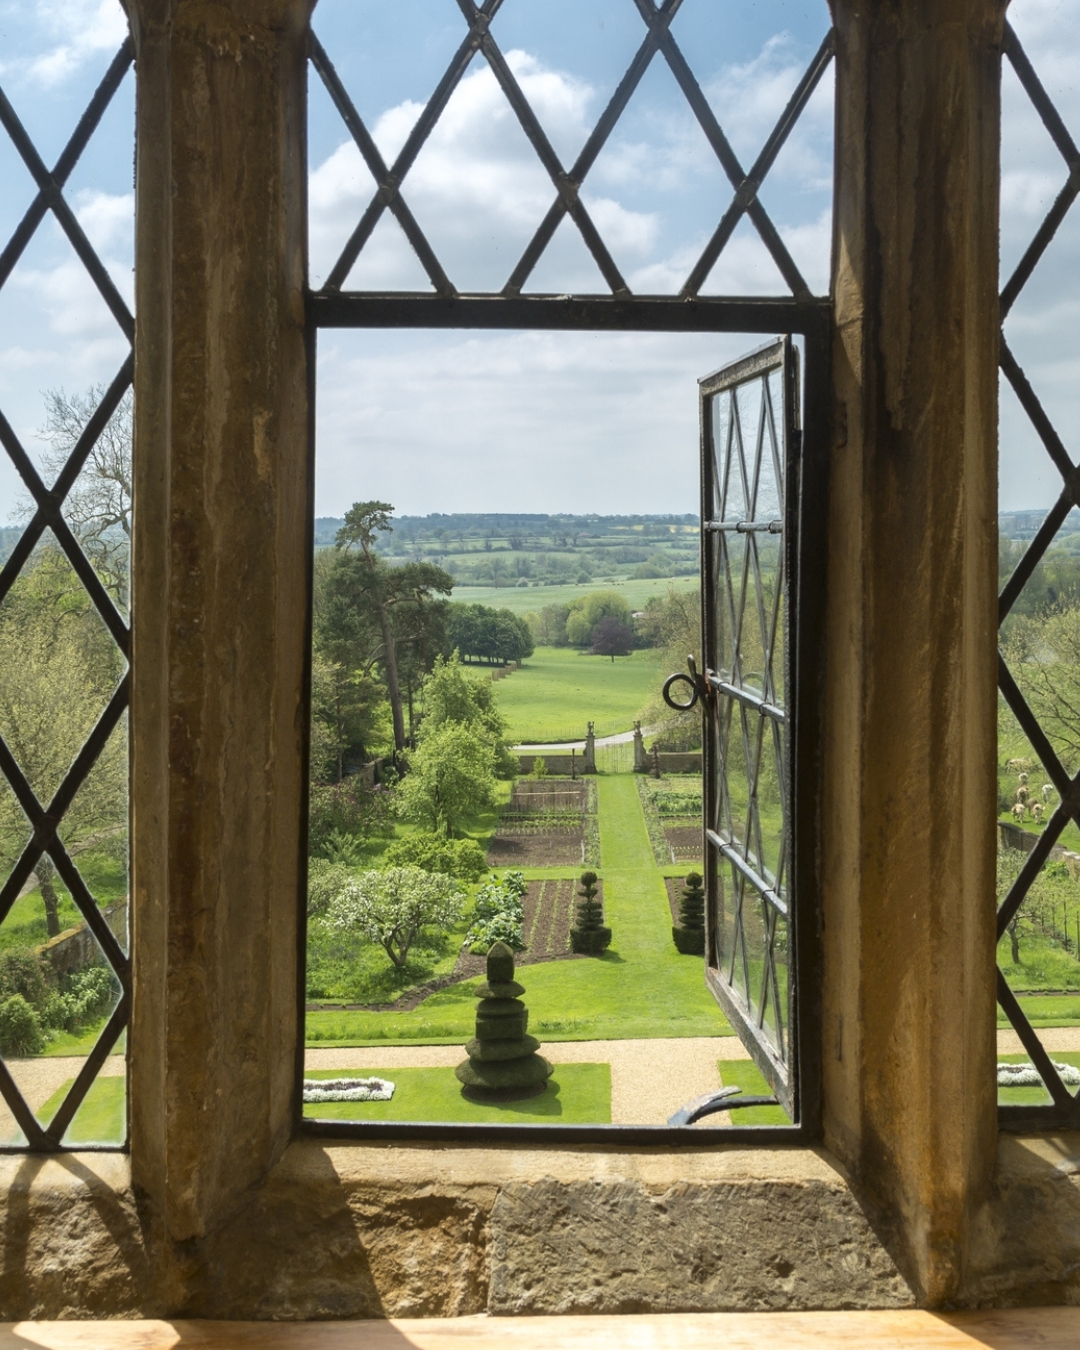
<box><xmin>663</xmin><ymin>671</ymin><xmax>698</xmax><ymax>710</ymax></box>
<box><xmin>662</xmin><ymin>654</ymin><xmax>708</xmax><ymax>711</ymax></box>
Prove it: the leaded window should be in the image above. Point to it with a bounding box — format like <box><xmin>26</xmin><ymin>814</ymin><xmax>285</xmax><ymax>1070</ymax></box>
<box><xmin>0</xmin><ymin>26</ymin><xmax>133</xmax><ymax>1150</ymax></box>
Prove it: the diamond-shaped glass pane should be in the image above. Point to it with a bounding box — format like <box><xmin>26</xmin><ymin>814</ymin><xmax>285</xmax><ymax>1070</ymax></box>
<box><xmin>0</xmin><ymin>23</ymin><xmax>132</xmax><ymax>1148</ymax></box>
<box><xmin>309</xmin><ymin>1</ymin><xmax>833</xmax><ymax>300</ymax></box>
<box><xmin>995</xmin><ymin>18</ymin><xmax>1080</xmax><ymax>1123</ymax></box>
<box><xmin>702</xmin><ymin>339</ymin><xmax>794</xmax><ymax>1103</ymax></box>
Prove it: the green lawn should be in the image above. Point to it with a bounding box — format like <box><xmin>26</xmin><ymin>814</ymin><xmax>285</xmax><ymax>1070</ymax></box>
<box><xmin>302</xmin><ymin>1064</ymin><xmax>610</xmax><ymax>1124</ymax></box>
<box><xmin>493</xmin><ymin>645</ymin><xmax>663</xmax><ymax>743</ymax></box>
<box><xmin>453</xmin><ymin>576</ymin><xmax>698</xmax><ymax>617</ymax></box>
<box><xmin>1000</xmin><ymin>994</ymin><xmax>1080</xmax><ymax>1026</ymax></box>
<box><xmin>34</xmin><ymin>1075</ymin><xmax>126</xmax><ymax>1145</ymax></box>
<box><xmin>716</xmin><ymin>1058</ymin><xmax>791</xmax><ymax>1127</ymax></box>
<box><xmin>306</xmin><ymin>775</ymin><xmax>732</xmax><ymax>1047</ymax></box>
<box><xmin>1</xmin><ymin>850</ymin><xmax>127</xmax><ymax>951</ymax></box>
<box><xmin>998</xmin><ymin>1051</ymin><xmax>1080</xmax><ymax>1107</ymax></box>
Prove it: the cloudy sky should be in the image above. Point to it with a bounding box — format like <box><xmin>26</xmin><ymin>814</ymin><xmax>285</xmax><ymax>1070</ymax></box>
<box><xmin>0</xmin><ymin>0</ymin><xmax>1076</xmax><ymax>518</ymax></box>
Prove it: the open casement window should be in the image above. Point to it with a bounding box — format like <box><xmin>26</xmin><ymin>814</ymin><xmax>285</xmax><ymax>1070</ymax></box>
<box><xmin>700</xmin><ymin>338</ymin><xmax>801</xmax><ymax>1118</ymax></box>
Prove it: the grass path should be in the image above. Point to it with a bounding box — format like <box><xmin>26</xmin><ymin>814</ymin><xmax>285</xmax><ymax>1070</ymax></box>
<box><xmin>305</xmin><ymin>773</ymin><xmax>731</xmax><ymax>1046</ymax></box>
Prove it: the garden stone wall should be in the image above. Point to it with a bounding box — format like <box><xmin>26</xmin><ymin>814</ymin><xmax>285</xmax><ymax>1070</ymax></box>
<box><xmin>38</xmin><ymin>900</ymin><xmax>128</xmax><ymax>977</ymax></box>
<box><xmin>516</xmin><ymin>755</ymin><xmax>578</xmax><ymax>776</ymax></box>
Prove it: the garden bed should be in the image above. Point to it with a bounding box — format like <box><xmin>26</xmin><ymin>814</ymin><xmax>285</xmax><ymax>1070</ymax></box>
<box><xmin>311</xmin><ymin>878</ymin><xmax>599</xmax><ymax>1012</ymax></box>
<box><xmin>452</xmin><ymin>878</ymin><xmax>597</xmax><ymax>979</ymax></box>
<box><xmin>637</xmin><ymin>776</ymin><xmax>702</xmax><ymax>865</ymax></box>
<box><xmin>487</xmin><ymin>777</ymin><xmax>599</xmax><ymax>867</ymax></box>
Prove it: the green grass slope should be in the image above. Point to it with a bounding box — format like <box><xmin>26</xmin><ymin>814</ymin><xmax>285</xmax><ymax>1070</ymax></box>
<box><xmin>305</xmin><ymin>774</ymin><xmax>732</xmax><ymax>1047</ymax></box>
<box><xmin>493</xmin><ymin>646</ymin><xmax>663</xmax><ymax>743</ymax></box>
<box><xmin>302</xmin><ymin>1064</ymin><xmax>610</xmax><ymax>1124</ymax></box>
<box><xmin>453</xmin><ymin>575</ymin><xmax>697</xmax><ymax>616</ymax></box>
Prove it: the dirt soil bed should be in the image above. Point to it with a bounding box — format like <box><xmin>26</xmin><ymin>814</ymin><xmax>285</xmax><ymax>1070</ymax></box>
<box><xmin>486</xmin><ymin>831</ymin><xmax>586</xmax><ymax>867</ymax></box>
<box><xmin>663</xmin><ymin>824</ymin><xmax>704</xmax><ymax>862</ymax></box>
<box><xmin>452</xmin><ymin>878</ymin><xmax>597</xmax><ymax>980</ymax></box>
<box><xmin>327</xmin><ymin>879</ymin><xmax>601</xmax><ymax>1010</ymax></box>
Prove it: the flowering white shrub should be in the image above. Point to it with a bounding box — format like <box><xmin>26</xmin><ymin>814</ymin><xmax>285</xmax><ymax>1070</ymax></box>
<box><xmin>326</xmin><ymin>866</ymin><xmax>464</xmax><ymax>967</ymax></box>
<box><xmin>464</xmin><ymin>871</ymin><xmax>528</xmax><ymax>954</ymax></box>
<box><xmin>302</xmin><ymin>1077</ymin><xmax>394</xmax><ymax>1103</ymax></box>
<box><xmin>997</xmin><ymin>1060</ymin><xmax>1080</xmax><ymax>1087</ymax></box>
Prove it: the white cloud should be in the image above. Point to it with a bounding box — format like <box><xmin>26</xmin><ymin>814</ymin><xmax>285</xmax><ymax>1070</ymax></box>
<box><xmin>0</xmin><ymin>0</ymin><xmax>128</xmax><ymax>87</ymax></box>
<box><xmin>315</xmin><ymin>329</ymin><xmax>752</xmax><ymax>517</ymax></box>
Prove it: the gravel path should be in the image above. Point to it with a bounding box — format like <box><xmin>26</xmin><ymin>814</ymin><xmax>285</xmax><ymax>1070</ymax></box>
<box><xmin>0</xmin><ymin>1052</ymin><xmax>124</xmax><ymax>1137</ymax></box>
<box><xmin>306</xmin><ymin>1035</ymin><xmax>748</xmax><ymax>1125</ymax></box>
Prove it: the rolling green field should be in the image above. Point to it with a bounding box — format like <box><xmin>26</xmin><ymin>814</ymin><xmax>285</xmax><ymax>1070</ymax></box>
<box><xmin>453</xmin><ymin>575</ymin><xmax>697</xmax><ymax>617</ymax></box>
<box><xmin>492</xmin><ymin>645</ymin><xmax>663</xmax><ymax>743</ymax></box>
<box><xmin>305</xmin><ymin>775</ymin><xmax>733</xmax><ymax>1048</ymax></box>
<box><xmin>302</xmin><ymin>1064</ymin><xmax>610</xmax><ymax>1124</ymax></box>
<box><xmin>34</xmin><ymin>1075</ymin><xmax>126</xmax><ymax>1146</ymax></box>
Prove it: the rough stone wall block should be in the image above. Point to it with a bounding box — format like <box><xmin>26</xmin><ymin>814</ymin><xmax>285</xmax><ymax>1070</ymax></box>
<box><xmin>824</xmin><ymin>0</ymin><xmax>1007</xmax><ymax>1304</ymax></box>
<box><xmin>125</xmin><ymin>0</ymin><xmax>315</xmax><ymax>1243</ymax></box>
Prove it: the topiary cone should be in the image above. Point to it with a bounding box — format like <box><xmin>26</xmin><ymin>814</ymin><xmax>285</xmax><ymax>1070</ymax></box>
<box><xmin>455</xmin><ymin>941</ymin><xmax>554</xmax><ymax>1102</ymax></box>
<box><xmin>569</xmin><ymin>870</ymin><xmax>611</xmax><ymax>955</ymax></box>
<box><xmin>672</xmin><ymin>870</ymin><xmax>705</xmax><ymax>955</ymax></box>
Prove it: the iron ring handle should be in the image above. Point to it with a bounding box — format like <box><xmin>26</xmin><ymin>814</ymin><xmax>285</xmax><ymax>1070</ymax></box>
<box><xmin>663</xmin><ymin>672</ymin><xmax>699</xmax><ymax>711</ymax></box>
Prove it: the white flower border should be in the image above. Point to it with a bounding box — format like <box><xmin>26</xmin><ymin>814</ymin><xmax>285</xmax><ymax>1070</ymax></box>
<box><xmin>997</xmin><ymin>1060</ymin><xmax>1080</xmax><ymax>1087</ymax></box>
<box><xmin>302</xmin><ymin>1077</ymin><xmax>395</xmax><ymax>1102</ymax></box>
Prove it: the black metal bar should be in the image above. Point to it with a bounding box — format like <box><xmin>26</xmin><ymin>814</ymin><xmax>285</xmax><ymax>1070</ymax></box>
<box><xmin>0</xmin><ymin>39</ymin><xmax>133</xmax><ymax>291</ymax></box>
<box><xmin>1000</xmin><ymin>338</ymin><xmax>1076</xmax><ymax>482</ymax></box>
<box><xmin>1003</xmin><ymin>23</ymin><xmax>1080</xmax><ymax>173</ymax></box>
<box><xmin>704</xmin><ymin>519</ymin><xmax>784</xmax><ymax>534</ymax></box>
<box><xmin>708</xmin><ymin>824</ymin><xmax>786</xmax><ymax>916</ymax></box>
<box><xmin>996</xmin><ymin>971</ymin><xmax>1074</xmax><ymax>1109</ymax></box>
<box><xmin>997</xmin><ymin>654</ymin><xmax>1075</xmax><ymax>801</ymax></box>
<box><xmin>681</xmin><ymin>31</ymin><xmax>835</xmax><ymax>299</ymax></box>
<box><xmin>503</xmin><ymin>0</ymin><xmax>682</xmax><ymax>295</ymax></box>
<box><xmin>322</xmin><ymin>0</ymin><xmax>505</xmax><ymax>291</ymax></box>
<box><xmin>995</xmin><ymin>799</ymin><xmax>1070</xmax><ymax>937</ymax></box>
<box><xmin>309</xmin><ymin>292</ymin><xmax>829</xmax><ymax>332</ymax></box>
<box><xmin>0</xmin><ymin>1057</ymin><xmax>49</xmax><ymax>1150</ymax></box>
<box><xmin>1000</xmin><ymin>174</ymin><xmax>1080</xmax><ymax>320</ymax></box>
<box><xmin>43</xmin><ymin>991</ymin><xmax>129</xmax><ymax>1146</ymax></box>
<box><xmin>998</xmin><ymin>492</ymin><xmax>1075</xmax><ymax>624</ymax></box>
<box><xmin>633</xmin><ymin>0</ymin><xmax>811</xmax><ymax>300</ymax></box>
<box><xmin>308</xmin><ymin>34</ymin><xmax>455</xmax><ymax>298</ymax></box>
<box><xmin>301</xmin><ymin>1118</ymin><xmax>807</xmax><ymax>1145</ymax></box>
<box><xmin>474</xmin><ymin>26</ymin><xmax>629</xmax><ymax>295</ymax></box>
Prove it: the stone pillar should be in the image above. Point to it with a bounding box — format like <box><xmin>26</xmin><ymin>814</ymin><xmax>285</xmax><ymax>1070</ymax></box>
<box><xmin>633</xmin><ymin>721</ymin><xmax>647</xmax><ymax>773</ymax></box>
<box><xmin>126</xmin><ymin>0</ymin><xmax>314</xmax><ymax>1242</ymax></box>
<box><xmin>583</xmin><ymin>722</ymin><xmax>597</xmax><ymax>774</ymax></box>
<box><xmin>824</xmin><ymin>0</ymin><xmax>1005</xmax><ymax>1304</ymax></box>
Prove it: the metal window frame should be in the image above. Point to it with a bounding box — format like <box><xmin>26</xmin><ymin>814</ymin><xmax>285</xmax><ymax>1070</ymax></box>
<box><xmin>994</xmin><ymin>20</ymin><xmax>1080</xmax><ymax>1132</ymax></box>
<box><xmin>298</xmin><ymin>3</ymin><xmax>833</xmax><ymax>1145</ymax></box>
<box><xmin>0</xmin><ymin>39</ymin><xmax>135</xmax><ymax>1155</ymax></box>
<box><xmin>298</xmin><ymin>304</ymin><xmax>830</xmax><ymax>1148</ymax></box>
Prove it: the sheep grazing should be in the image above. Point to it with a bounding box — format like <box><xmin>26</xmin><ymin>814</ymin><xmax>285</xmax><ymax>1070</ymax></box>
<box><xmin>1015</xmin><ymin>785</ymin><xmax>1029</xmax><ymax>804</ymax></box>
<box><xmin>1018</xmin><ymin>772</ymin><xmax>1029</xmax><ymax>785</ymax></box>
<box><xmin>1031</xmin><ymin>802</ymin><xmax>1045</xmax><ymax>823</ymax></box>
<box><xmin>1043</xmin><ymin>784</ymin><xmax>1054</xmax><ymax>803</ymax></box>
<box><xmin>1012</xmin><ymin>802</ymin><xmax>1026</xmax><ymax>823</ymax></box>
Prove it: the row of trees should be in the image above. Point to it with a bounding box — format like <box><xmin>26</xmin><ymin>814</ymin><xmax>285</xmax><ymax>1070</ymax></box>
<box><xmin>1</xmin><ymin>387</ymin><xmax>132</xmax><ymax>938</ymax></box>
<box><xmin>311</xmin><ymin>500</ymin><xmax>536</xmax><ymax>776</ymax></box>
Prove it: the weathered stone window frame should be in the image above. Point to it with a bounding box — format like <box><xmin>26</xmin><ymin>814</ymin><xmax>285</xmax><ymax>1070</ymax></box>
<box><xmin>10</xmin><ymin>0</ymin><xmax>1080</xmax><ymax>1321</ymax></box>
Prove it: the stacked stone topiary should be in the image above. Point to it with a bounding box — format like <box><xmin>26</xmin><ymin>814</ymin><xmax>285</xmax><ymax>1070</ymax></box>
<box><xmin>672</xmin><ymin>871</ymin><xmax>705</xmax><ymax>955</ymax></box>
<box><xmin>569</xmin><ymin>870</ymin><xmax>611</xmax><ymax>955</ymax></box>
<box><xmin>455</xmin><ymin>941</ymin><xmax>553</xmax><ymax>1102</ymax></box>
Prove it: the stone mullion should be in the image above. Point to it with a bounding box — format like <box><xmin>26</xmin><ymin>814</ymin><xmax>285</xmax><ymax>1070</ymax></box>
<box><xmin>126</xmin><ymin>0</ymin><xmax>313</xmax><ymax>1243</ymax></box>
<box><xmin>823</xmin><ymin>0</ymin><xmax>1005</xmax><ymax>1305</ymax></box>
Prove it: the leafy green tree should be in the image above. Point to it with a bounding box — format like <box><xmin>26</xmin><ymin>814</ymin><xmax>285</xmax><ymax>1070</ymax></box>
<box><xmin>325</xmin><ymin>865</ymin><xmax>464</xmax><ymax>967</ymax></box>
<box><xmin>527</xmin><ymin>603</ymin><xmax>571</xmax><ymax>647</ymax></box>
<box><xmin>309</xmin><ymin>650</ymin><xmax>391</xmax><ymax>783</ymax></box>
<box><xmin>419</xmin><ymin>652</ymin><xmax>516</xmax><ymax>777</ymax></box>
<box><xmin>589</xmin><ymin>616</ymin><xmax>634</xmax><ymax>661</ymax></box>
<box><xmin>565</xmin><ymin>590</ymin><xmax>632</xmax><ymax>647</ymax></box>
<box><xmin>396</xmin><ymin>721</ymin><xmax>497</xmax><ymax>837</ymax></box>
<box><xmin>22</xmin><ymin>387</ymin><xmax>132</xmax><ymax>609</ymax></box>
<box><xmin>0</xmin><ymin>549</ymin><xmax>127</xmax><ymax>936</ymax></box>
<box><xmin>331</xmin><ymin>502</ymin><xmax>454</xmax><ymax>752</ymax></box>
<box><xmin>383</xmin><ymin>833</ymin><xmax>487</xmax><ymax>881</ymax></box>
